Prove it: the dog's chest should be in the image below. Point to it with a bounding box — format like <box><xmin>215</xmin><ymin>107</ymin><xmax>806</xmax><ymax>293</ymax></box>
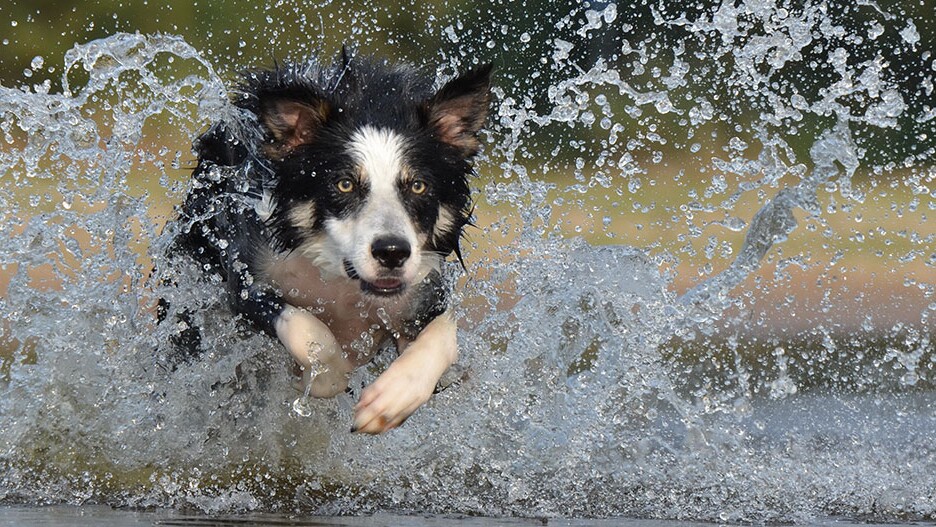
<box><xmin>262</xmin><ymin>255</ymin><xmax>408</xmax><ymax>354</ymax></box>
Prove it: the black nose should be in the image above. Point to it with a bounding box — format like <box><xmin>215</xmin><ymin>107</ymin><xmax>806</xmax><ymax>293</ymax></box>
<box><xmin>371</xmin><ymin>237</ymin><xmax>411</xmax><ymax>269</ymax></box>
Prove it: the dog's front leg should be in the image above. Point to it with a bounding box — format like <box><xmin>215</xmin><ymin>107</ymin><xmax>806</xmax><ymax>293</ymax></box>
<box><xmin>352</xmin><ymin>310</ymin><xmax>457</xmax><ymax>434</ymax></box>
<box><xmin>275</xmin><ymin>305</ymin><xmax>352</xmax><ymax>397</ymax></box>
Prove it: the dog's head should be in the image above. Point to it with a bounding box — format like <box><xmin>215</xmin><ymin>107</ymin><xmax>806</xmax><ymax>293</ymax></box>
<box><xmin>242</xmin><ymin>55</ymin><xmax>492</xmax><ymax>297</ymax></box>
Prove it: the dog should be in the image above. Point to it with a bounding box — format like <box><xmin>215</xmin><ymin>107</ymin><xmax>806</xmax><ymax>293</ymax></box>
<box><xmin>165</xmin><ymin>51</ymin><xmax>492</xmax><ymax>434</ymax></box>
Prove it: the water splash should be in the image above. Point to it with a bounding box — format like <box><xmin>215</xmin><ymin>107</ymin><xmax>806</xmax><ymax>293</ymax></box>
<box><xmin>1</xmin><ymin>1</ymin><xmax>934</xmax><ymax>523</ymax></box>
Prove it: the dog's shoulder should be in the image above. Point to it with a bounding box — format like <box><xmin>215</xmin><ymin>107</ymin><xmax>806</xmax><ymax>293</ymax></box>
<box><xmin>400</xmin><ymin>269</ymin><xmax>450</xmax><ymax>340</ymax></box>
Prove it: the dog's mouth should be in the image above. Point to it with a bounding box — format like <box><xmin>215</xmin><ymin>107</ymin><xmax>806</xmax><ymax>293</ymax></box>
<box><xmin>361</xmin><ymin>277</ymin><xmax>405</xmax><ymax>296</ymax></box>
<box><xmin>344</xmin><ymin>260</ymin><xmax>406</xmax><ymax>296</ymax></box>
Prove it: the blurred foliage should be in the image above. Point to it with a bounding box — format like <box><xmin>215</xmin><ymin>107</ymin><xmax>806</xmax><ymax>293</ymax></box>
<box><xmin>0</xmin><ymin>0</ymin><xmax>933</xmax><ymax>170</ymax></box>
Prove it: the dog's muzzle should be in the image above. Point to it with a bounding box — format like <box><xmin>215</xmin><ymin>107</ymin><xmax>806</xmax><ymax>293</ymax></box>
<box><xmin>343</xmin><ymin>258</ymin><xmax>406</xmax><ymax>297</ymax></box>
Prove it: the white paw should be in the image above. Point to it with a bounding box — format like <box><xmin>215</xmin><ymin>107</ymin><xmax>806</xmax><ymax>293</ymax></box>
<box><xmin>275</xmin><ymin>306</ymin><xmax>350</xmax><ymax>397</ymax></box>
<box><xmin>351</xmin><ymin>360</ymin><xmax>436</xmax><ymax>434</ymax></box>
<box><xmin>351</xmin><ymin>313</ymin><xmax>458</xmax><ymax>434</ymax></box>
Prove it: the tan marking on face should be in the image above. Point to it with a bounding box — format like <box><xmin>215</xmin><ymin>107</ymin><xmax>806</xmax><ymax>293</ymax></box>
<box><xmin>432</xmin><ymin>206</ymin><xmax>456</xmax><ymax>245</ymax></box>
<box><xmin>288</xmin><ymin>200</ymin><xmax>317</xmax><ymax>230</ymax></box>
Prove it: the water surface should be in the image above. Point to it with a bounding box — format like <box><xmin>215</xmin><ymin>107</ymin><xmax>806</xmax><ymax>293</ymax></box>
<box><xmin>3</xmin><ymin>506</ymin><xmax>932</xmax><ymax>527</ymax></box>
<box><xmin>0</xmin><ymin>0</ymin><xmax>933</xmax><ymax>524</ymax></box>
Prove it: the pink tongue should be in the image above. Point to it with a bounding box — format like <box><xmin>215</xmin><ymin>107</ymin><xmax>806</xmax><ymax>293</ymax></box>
<box><xmin>373</xmin><ymin>278</ymin><xmax>402</xmax><ymax>289</ymax></box>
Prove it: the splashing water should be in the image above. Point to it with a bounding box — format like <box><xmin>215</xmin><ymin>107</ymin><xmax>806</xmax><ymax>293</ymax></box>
<box><xmin>1</xmin><ymin>1</ymin><xmax>934</xmax><ymax>523</ymax></box>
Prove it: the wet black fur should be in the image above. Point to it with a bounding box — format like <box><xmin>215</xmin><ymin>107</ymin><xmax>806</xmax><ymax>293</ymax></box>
<box><xmin>162</xmin><ymin>52</ymin><xmax>491</xmax><ymax>355</ymax></box>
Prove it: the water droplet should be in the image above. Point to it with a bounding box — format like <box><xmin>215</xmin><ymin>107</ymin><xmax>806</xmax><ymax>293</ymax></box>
<box><xmin>900</xmin><ymin>371</ymin><xmax>919</xmax><ymax>386</ymax></box>
<box><xmin>628</xmin><ymin>177</ymin><xmax>642</xmax><ymax>193</ymax></box>
<box><xmin>292</xmin><ymin>396</ymin><xmax>313</xmax><ymax>417</ymax></box>
<box><xmin>900</xmin><ymin>20</ymin><xmax>920</xmax><ymax>46</ymax></box>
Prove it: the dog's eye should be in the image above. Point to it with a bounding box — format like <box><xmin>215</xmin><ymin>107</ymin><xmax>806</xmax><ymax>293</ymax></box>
<box><xmin>336</xmin><ymin>178</ymin><xmax>355</xmax><ymax>193</ymax></box>
<box><xmin>410</xmin><ymin>180</ymin><xmax>427</xmax><ymax>195</ymax></box>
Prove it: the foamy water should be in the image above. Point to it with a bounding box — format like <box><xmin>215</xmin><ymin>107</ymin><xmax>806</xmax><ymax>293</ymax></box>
<box><xmin>0</xmin><ymin>1</ymin><xmax>933</xmax><ymax>523</ymax></box>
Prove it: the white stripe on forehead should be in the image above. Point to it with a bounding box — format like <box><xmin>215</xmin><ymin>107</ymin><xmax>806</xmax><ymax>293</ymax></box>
<box><xmin>343</xmin><ymin>125</ymin><xmax>418</xmax><ymax>253</ymax></box>
<box><xmin>347</xmin><ymin>126</ymin><xmax>408</xmax><ymax>189</ymax></box>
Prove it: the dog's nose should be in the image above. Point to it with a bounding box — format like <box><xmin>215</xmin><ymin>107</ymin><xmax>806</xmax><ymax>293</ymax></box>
<box><xmin>371</xmin><ymin>237</ymin><xmax>411</xmax><ymax>269</ymax></box>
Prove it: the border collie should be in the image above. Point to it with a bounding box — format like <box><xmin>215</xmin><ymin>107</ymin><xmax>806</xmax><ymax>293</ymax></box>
<box><xmin>166</xmin><ymin>51</ymin><xmax>492</xmax><ymax>434</ymax></box>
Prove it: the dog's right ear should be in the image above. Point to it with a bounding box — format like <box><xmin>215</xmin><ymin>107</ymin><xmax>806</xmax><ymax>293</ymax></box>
<box><xmin>259</xmin><ymin>98</ymin><xmax>331</xmax><ymax>158</ymax></box>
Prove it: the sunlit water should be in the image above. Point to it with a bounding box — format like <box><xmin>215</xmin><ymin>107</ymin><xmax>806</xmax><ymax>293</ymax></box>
<box><xmin>1</xmin><ymin>1</ymin><xmax>934</xmax><ymax>524</ymax></box>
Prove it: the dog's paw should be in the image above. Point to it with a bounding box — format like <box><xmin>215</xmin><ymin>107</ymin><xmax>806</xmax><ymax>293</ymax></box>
<box><xmin>275</xmin><ymin>306</ymin><xmax>350</xmax><ymax>397</ymax></box>
<box><xmin>351</xmin><ymin>311</ymin><xmax>457</xmax><ymax>434</ymax></box>
<box><xmin>351</xmin><ymin>361</ymin><xmax>435</xmax><ymax>434</ymax></box>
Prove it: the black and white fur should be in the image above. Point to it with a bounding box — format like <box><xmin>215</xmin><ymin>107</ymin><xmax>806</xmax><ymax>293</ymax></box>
<box><xmin>167</xmin><ymin>52</ymin><xmax>492</xmax><ymax>434</ymax></box>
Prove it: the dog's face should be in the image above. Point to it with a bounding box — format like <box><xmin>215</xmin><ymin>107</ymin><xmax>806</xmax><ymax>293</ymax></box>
<box><xmin>252</xmin><ymin>59</ymin><xmax>492</xmax><ymax>298</ymax></box>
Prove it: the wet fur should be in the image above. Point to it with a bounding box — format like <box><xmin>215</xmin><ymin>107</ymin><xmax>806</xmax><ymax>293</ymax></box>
<box><xmin>165</xmin><ymin>52</ymin><xmax>492</xmax><ymax>434</ymax></box>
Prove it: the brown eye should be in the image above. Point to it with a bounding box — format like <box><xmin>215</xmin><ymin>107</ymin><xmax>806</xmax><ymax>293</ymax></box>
<box><xmin>337</xmin><ymin>178</ymin><xmax>354</xmax><ymax>193</ymax></box>
<box><xmin>410</xmin><ymin>180</ymin><xmax>427</xmax><ymax>195</ymax></box>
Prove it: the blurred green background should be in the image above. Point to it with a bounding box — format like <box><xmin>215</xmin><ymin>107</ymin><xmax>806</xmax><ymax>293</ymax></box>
<box><xmin>3</xmin><ymin>0</ymin><xmax>933</xmax><ymax>174</ymax></box>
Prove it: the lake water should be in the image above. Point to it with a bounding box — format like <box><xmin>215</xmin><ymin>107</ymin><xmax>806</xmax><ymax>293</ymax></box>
<box><xmin>1</xmin><ymin>0</ymin><xmax>933</xmax><ymax>524</ymax></box>
<box><xmin>3</xmin><ymin>505</ymin><xmax>933</xmax><ymax>527</ymax></box>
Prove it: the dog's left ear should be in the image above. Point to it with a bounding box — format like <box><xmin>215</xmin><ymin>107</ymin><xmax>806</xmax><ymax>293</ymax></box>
<box><xmin>425</xmin><ymin>63</ymin><xmax>493</xmax><ymax>156</ymax></box>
